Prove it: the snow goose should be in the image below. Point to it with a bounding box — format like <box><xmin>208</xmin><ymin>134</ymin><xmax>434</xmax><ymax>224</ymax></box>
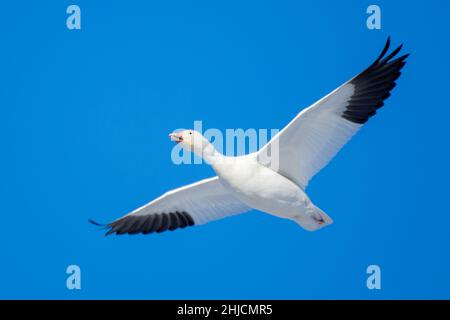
<box><xmin>90</xmin><ymin>38</ymin><xmax>408</xmax><ymax>235</ymax></box>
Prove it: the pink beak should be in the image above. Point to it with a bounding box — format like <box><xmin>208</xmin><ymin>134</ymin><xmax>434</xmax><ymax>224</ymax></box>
<box><xmin>169</xmin><ymin>132</ymin><xmax>183</xmax><ymax>143</ymax></box>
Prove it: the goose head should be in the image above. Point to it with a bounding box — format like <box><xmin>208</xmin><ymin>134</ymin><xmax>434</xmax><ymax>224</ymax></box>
<box><xmin>169</xmin><ymin>130</ymin><xmax>211</xmax><ymax>157</ymax></box>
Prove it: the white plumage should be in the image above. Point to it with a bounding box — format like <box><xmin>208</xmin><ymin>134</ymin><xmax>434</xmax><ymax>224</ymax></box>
<box><xmin>91</xmin><ymin>38</ymin><xmax>408</xmax><ymax>235</ymax></box>
<box><xmin>129</xmin><ymin>177</ymin><xmax>250</xmax><ymax>226</ymax></box>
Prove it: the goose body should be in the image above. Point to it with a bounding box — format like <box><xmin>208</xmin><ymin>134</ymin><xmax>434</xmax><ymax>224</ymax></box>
<box><xmin>90</xmin><ymin>38</ymin><xmax>408</xmax><ymax>236</ymax></box>
<box><xmin>211</xmin><ymin>154</ymin><xmax>328</xmax><ymax>231</ymax></box>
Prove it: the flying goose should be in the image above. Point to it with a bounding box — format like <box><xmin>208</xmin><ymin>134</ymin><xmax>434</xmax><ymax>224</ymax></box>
<box><xmin>90</xmin><ymin>38</ymin><xmax>408</xmax><ymax>235</ymax></box>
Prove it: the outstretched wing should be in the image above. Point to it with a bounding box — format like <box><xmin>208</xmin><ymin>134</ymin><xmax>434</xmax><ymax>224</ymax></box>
<box><xmin>91</xmin><ymin>176</ymin><xmax>250</xmax><ymax>235</ymax></box>
<box><xmin>258</xmin><ymin>38</ymin><xmax>409</xmax><ymax>189</ymax></box>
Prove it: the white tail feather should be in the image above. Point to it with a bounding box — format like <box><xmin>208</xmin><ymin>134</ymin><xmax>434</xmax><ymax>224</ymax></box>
<box><xmin>292</xmin><ymin>205</ymin><xmax>333</xmax><ymax>232</ymax></box>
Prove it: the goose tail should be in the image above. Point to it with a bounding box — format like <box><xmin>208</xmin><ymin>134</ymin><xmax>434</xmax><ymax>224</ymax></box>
<box><xmin>292</xmin><ymin>205</ymin><xmax>333</xmax><ymax>232</ymax></box>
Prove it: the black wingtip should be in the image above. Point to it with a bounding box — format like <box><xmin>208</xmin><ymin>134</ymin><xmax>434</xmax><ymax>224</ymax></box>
<box><xmin>344</xmin><ymin>37</ymin><xmax>408</xmax><ymax>125</ymax></box>
<box><xmin>380</xmin><ymin>44</ymin><xmax>404</xmax><ymax>64</ymax></box>
<box><xmin>104</xmin><ymin>229</ymin><xmax>115</xmax><ymax>236</ymax></box>
<box><xmin>385</xmin><ymin>36</ymin><xmax>391</xmax><ymax>50</ymax></box>
<box><xmin>366</xmin><ymin>37</ymin><xmax>391</xmax><ymax>70</ymax></box>
<box><xmin>402</xmin><ymin>52</ymin><xmax>411</xmax><ymax>60</ymax></box>
<box><xmin>88</xmin><ymin>219</ymin><xmax>105</xmax><ymax>227</ymax></box>
<box><xmin>379</xmin><ymin>37</ymin><xmax>391</xmax><ymax>60</ymax></box>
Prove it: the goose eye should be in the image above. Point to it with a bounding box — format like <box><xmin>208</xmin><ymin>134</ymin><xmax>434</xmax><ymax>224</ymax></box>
<box><xmin>189</xmin><ymin>132</ymin><xmax>192</xmax><ymax>135</ymax></box>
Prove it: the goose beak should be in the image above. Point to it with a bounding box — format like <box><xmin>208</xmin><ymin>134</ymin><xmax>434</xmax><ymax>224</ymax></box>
<box><xmin>169</xmin><ymin>132</ymin><xmax>183</xmax><ymax>143</ymax></box>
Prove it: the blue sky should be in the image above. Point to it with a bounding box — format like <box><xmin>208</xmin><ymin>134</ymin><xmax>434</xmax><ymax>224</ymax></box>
<box><xmin>1</xmin><ymin>1</ymin><xmax>449</xmax><ymax>299</ymax></box>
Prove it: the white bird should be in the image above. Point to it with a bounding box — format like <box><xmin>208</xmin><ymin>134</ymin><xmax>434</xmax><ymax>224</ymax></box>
<box><xmin>90</xmin><ymin>38</ymin><xmax>408</xmax><ymax>235</ymax></box>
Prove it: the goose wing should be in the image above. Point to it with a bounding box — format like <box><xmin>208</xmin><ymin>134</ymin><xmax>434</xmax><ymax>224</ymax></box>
<box><xmin>91</xmin><ymin>176</ymin><xmax>250</xmax><ymax>235</ymax></box>
<box><xmin>258</xmin><ymin>38</ymin><xmax>409</xmax><ymax>189</ymax></box>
